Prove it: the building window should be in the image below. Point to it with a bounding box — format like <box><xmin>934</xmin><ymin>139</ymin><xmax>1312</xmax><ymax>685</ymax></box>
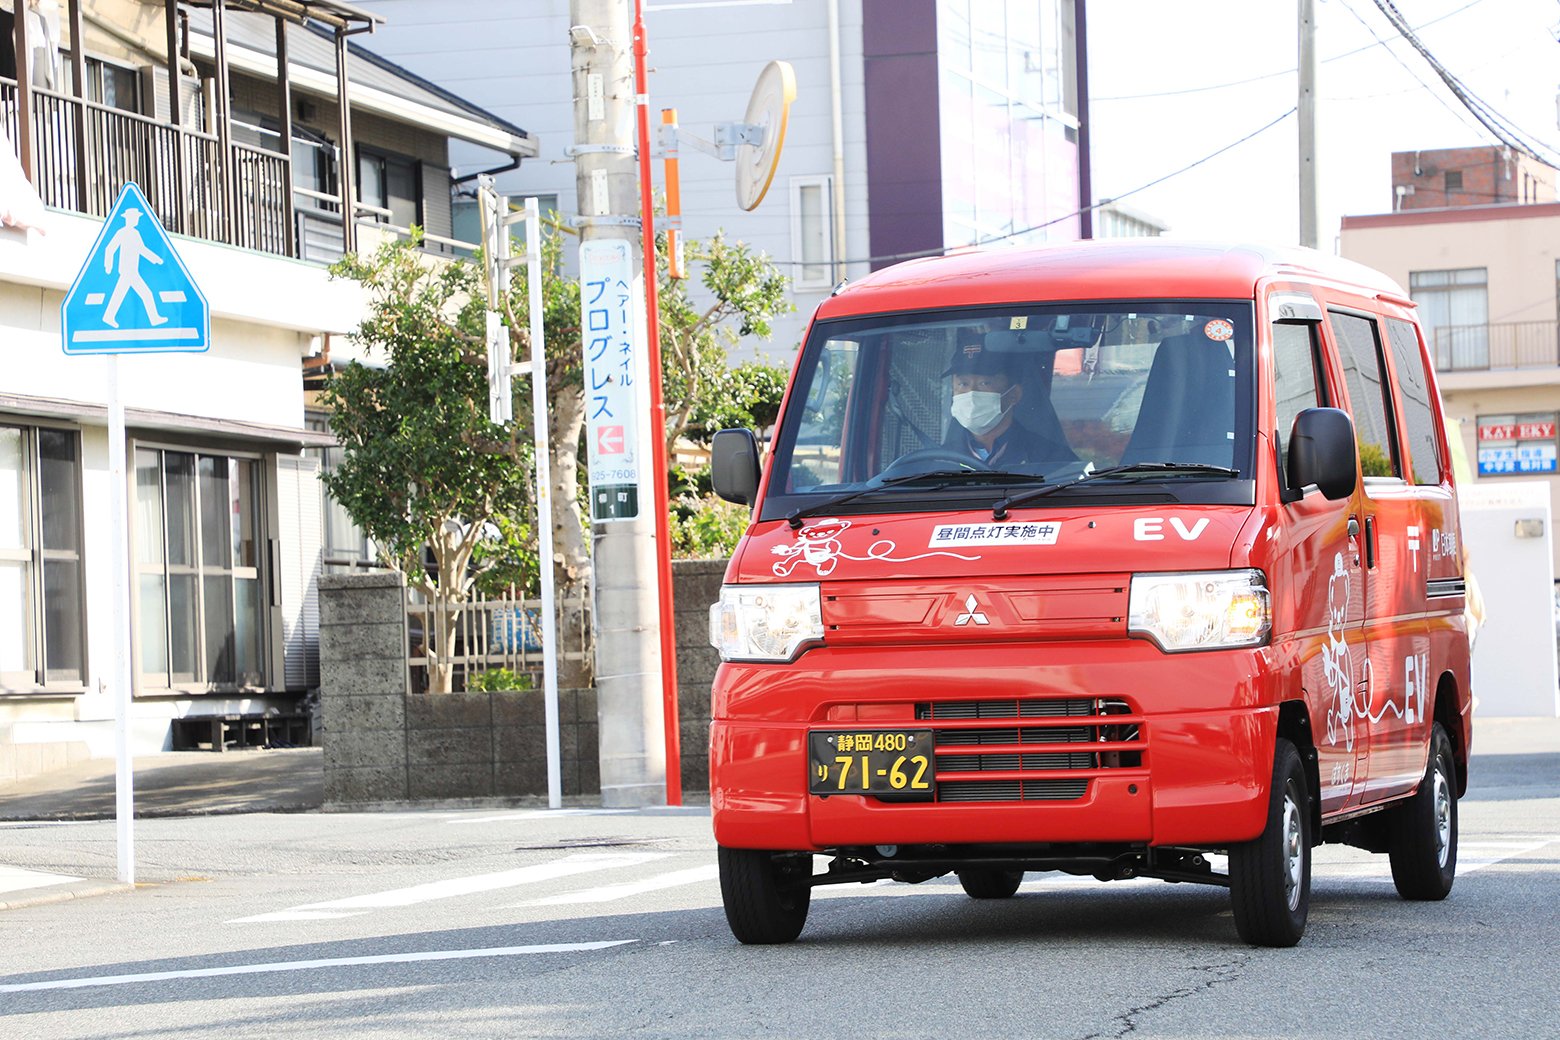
<box><xmin>789</xmin><ymin>176</ymin><xmax>835</xmax><ymax>290</ymax></box>
<box><xmin>1443</xmin><ymin>170</ymin><xmax>1463</xmax><ymax>194</ymax></box>
<box><xmin>357</xmin><ymin>147</ymin><xmax>422</xmax><ymax>230</ymax></box>
<box><xmin>0</xmin><ymin>425</ymin><xmax>84</xmax><ymax>689</ymax></box>
<box><xmin>304</xmin><ymin>414</ymin><xmax>372</xmax><ymax>571</ymax></box>
<box><xmin>1409</xmin><ymin>268</ymin><xmax>1488</xmax><ymax>370</ymax></box>
<box><xmin>134</xmin><ymin>448</ymin><xmax>266</xmax><ymax>690</ymax></box>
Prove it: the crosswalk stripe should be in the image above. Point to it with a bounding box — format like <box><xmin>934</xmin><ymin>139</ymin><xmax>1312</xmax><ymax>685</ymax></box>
<box><xmin>228</xmin><ymin>853</ymin><xmax>669</xmax><ymax>923</ymax></box>
<box><xmin>524</xmin><ymin>865</ymin><xmax>721</xmax><ymax>906</ymax></box>
<box><xmin>0</xmin><ymin>941</ymin><xmax>638</xmax><ymax>994</ymax></box>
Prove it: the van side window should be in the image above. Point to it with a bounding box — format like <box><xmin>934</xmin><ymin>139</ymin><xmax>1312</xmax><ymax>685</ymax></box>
<box><xmin>1272</xmin><ymin>322</ymin><xmax>1326</xmax><ymax>477</ymax></box>
<box><xmin>1328</xmin><ymin>311</ymin><xmax>1401</xmax><ymax>478</ymax></box>
<box><xmin>1383</xmin><ymin>318</ymin><xmax>1444</xmax><ymax>485</ymax></box>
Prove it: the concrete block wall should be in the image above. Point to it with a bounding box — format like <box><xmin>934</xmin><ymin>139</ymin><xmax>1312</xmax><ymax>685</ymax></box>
<box><xmin>320</xmin><ymin>562</ymin><xmax>726</xmax><ymax>806</ymax></box>
<box><xmin>672</xmin><ymin>559</ymin><xmax>726</xmax><ymax>794</ymax></box>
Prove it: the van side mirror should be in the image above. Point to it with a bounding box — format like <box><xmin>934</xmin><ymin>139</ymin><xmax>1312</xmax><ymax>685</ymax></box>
<box><xmin>711</xmin><ymin>428</ymin><xmax>762</xmax><ymax>506</ymax></box>
<box><xmin>1287</xmin><ymin>407</ymin><xmax>1357</xmax><ymax>501</ymax></box>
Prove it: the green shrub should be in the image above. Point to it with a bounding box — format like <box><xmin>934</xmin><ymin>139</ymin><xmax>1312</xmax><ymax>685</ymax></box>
<box><xmin>670</xmin><ymin>494</ymin><xmax>750</xmax><ymax>559</ymax></box>
<box><xmin>465</xmin><ymin>667</ymin><xmax>534</xmax><ymax>692</ymax></box>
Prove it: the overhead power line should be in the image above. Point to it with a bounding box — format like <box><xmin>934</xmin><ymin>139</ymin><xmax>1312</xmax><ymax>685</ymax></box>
<box><xmin>1094</xmin><ymin>0</ymin><xmax>1487</xmax><ymax>102</ymax></box>
<box><xmin>1368</xmin><ymin>0</ymin><xmax>1560</xmax><ymax>165</ymax></box>
<box><xmin>769</xmin><ymin>107</ymin><xmax>1298</xmax><ymax>271</ymax></box>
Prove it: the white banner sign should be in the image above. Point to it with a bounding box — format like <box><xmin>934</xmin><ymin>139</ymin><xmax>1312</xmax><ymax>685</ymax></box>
<box><xmin>579</xmin><ymin>239</ymin><xmax>645</xmax><ymax>521</ymax></box>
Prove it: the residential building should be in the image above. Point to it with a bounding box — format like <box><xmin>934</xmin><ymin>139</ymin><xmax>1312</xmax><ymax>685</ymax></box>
<box><xmin>2</xmin><ymin>0</ymin><xmax>533</xmax><ymax>779</ymax></box>
<box><xmin>1340</xmin><ymin>149</ymin><xmax>1560</xmax><ymax>573</ymax></box>
<box><xmin>1391</xmin><ymin>145</ymin><xmax>1555</xmax><ymax>211</ymax></box>
<box><xmin>353</xmin><ymin>0</ymin><xmax>1086</xmax><ymax>357</ymax></box>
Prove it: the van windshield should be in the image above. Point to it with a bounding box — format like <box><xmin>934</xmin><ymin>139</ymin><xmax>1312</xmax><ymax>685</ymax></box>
<box><xmin>763</xmin><ymin>302</ymin><xmax>1257</xmax><ymax>522</ymax></box>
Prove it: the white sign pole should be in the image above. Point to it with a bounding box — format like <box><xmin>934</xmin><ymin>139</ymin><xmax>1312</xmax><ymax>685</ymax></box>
<box><xmin>107</xmin><ymin>355</ymin><xmax>135</xmax><ymax>884</ymax></box>
<box><xmin>525</xmin><ymin>197</ymin><xmax>563</xmax><ymax>809</ymax></box>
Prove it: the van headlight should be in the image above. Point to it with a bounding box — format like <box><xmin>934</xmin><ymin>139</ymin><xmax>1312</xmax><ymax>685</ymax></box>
<box><xmin>709</xmin><ymin>584</ymin><xmax>824</xmax><ymax>662</ymax></box>
<box><xmin>1128</xmin><ymin>570</ymin><xmax>1271</xmax><ymax>652</ymax></box>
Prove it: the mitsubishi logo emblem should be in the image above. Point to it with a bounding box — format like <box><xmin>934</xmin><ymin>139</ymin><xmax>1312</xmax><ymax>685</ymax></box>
<box><xmin>954</xmin><ymin>594</ymin><xmax>989</xmax><ymax>626</ymax></box>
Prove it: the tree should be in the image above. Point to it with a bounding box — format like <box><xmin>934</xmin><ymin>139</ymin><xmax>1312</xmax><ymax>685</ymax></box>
<box><xmin>655</xmin><ymin>231</ymin><xmax>790</xmax><ymax>457</ymax></box>
<box><xmin>320</xmin><ymin>234</ymin><xmax>535</xmax><ymax>694</ymax></box>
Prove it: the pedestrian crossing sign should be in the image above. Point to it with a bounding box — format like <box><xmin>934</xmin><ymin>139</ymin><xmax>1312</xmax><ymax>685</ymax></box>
<box><xmin>61</xmin><ymin>182</ymin><xmax>209</xmax><ymax>355</ymax></box>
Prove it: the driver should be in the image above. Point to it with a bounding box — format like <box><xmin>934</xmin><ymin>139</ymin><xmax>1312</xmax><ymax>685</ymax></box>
<box><xmin>942</xmin><ymin>335</ymin><xmax>1076</xmax><ymax>471</ymax></box>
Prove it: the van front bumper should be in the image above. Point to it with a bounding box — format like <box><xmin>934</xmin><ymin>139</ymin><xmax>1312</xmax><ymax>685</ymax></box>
<box><xmin>710</xmin><ymin>640</ymin><xmax>1280</xmax><ymax>852</ymax></box>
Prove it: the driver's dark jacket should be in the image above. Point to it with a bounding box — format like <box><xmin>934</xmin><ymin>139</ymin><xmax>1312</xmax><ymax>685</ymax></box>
<box><xmin>943</xmin><ymin>419</ymin><xmax>1077</xmax><ymax>473</ymax></box>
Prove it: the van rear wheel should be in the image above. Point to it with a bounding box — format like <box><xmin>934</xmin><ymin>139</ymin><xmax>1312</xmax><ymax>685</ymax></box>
<box><xmin>1387</xmin><ymin>723</ymin><xmax>1458</xmax><ymax>900</ymax></box>
<box><xmin>718</xmin><ymin>846</ymin><xmax>812</xmax><ymax>944</ymax></box>
<box><xmin>957</xmin><ymin>868</ymin><xmax>1024</xmax><ymax>899</ymax></box>
<box><xmin>1229</xmin><ymin>738</ymin><xmax>1311</xmax><ymax>947</ymax></box>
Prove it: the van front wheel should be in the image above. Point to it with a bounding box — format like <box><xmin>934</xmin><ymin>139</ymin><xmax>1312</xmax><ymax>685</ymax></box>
<box><xmin>1387</xmin><ymin>723</ymin><xmax>1458</xmax><ymax>900</ymax></box>
<box><xmin>718</xmin><ymin>846</ymin><xmax>812</xmax><ymax>944</ymax></box>
<box><xmin>1229</xmin><ymin>738</ymin><xmax>1311</xmax><ymax>947</ymax></box>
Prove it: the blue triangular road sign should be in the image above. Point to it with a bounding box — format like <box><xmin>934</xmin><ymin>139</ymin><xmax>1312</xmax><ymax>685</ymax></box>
<box><xmin>61</xmin><ymin>183</ymin><xmax>209</xmax><ymax>355</ymax></box>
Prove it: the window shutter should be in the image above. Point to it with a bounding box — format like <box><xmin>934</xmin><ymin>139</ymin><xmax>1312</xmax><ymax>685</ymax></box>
<box><xmin>276</xmin><ymin>454</ymin><xmax>322</xmax><ymax>689</ymax></box>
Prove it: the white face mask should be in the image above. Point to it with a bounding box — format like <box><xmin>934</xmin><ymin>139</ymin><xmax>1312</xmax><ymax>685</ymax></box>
<box><xmin>951</xmin><ymin>389</ymin><xmax>1011</xmax><ymax>436</ymax></box>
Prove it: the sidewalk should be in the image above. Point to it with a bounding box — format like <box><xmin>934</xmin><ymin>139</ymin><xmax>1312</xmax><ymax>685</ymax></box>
<box><xmin>0</xmin><ymin>747</ymin><xmax>323</xmax><ymax>822</ymax></box>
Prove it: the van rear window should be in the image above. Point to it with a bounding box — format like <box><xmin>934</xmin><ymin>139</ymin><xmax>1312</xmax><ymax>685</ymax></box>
<box><xmin>765</xmin><ymin>303</ymin><xmax>1256</xmax><ymax>519</ymax></box>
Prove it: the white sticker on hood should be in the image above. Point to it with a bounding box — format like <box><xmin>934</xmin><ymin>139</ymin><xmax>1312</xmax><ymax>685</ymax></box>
<box><xmin>929</xmin><ymin>521</ymin><xmax>1060</xmax><ymax>548</ymax></box>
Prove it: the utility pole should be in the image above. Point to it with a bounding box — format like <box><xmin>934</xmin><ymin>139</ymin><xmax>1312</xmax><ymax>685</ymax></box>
<box><xmin>570</xmin><ymin>0</ymin><xmax>667</xmax><ymax>807</ymax></box>
<box><xmin>1298</xmin><ymin>0</ymin><xmax>1319</xmax><ymax>249</ymax></box>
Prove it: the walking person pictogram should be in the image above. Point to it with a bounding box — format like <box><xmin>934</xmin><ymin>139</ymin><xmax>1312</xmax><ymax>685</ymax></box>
<box><xmin>102</xmin><ymin>208</ymin><xmax>167</xmax><ymax>329</ymax></box>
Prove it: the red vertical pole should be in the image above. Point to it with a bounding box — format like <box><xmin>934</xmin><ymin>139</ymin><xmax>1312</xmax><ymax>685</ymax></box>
<box><xmin>633</xmin><ymin>0</ymin><xmax>683</xmax><ymax>806</ymax></box>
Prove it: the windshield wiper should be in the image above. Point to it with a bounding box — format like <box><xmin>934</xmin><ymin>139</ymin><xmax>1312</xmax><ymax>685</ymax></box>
<box><xmin>788</xmin><ymin>469</ymin><xmax>1038</xmax><ymax>529</ymax></box>
<box><xmin>991</xmin><ymin>462</ymin><xmax>1240</xmax><ymax>520</ymax></box>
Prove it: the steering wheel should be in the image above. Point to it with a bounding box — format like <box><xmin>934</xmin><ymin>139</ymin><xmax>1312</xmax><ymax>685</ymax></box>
<box><xmin>870</xmin><ymin>448</ymin><xmax>990</xmax><ymax>485</ymax></box>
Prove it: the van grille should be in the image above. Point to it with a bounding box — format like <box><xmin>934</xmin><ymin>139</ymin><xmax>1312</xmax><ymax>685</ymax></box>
<box><xmin>892</xmin><ymin>697</ymin><xmax>1144</xmax><ymax>804</ymax></box>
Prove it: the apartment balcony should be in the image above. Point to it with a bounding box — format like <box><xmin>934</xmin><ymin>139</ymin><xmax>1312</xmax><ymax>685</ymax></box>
<box><xmin>4</xmin><ymin>0</ymin><xmax>522</xmax><ymax>266</ymax></box>
<box><xmin>1429</xmin><ymin>321</ymin><xmax>1560</xmax><ymax>373</ymax></box>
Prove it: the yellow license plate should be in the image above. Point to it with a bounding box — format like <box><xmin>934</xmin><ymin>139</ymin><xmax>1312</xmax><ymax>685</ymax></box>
<box><xmin>808</xmin><ymin>730</ymin><xmax>935</xmax><ymax>800</ymax></box>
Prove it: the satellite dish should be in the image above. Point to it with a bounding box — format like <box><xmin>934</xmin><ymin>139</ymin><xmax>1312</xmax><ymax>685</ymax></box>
<box><xmin>735</xmin><ymin>60</ymin><xmax>796</xmax><ymax>212</ymax></box>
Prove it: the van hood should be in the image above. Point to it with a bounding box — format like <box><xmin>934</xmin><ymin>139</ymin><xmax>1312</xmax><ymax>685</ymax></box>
<box><xmin>728</xmin><ymin>505</ymin><xmax>1253</xmax><ymax>585</ymax></box>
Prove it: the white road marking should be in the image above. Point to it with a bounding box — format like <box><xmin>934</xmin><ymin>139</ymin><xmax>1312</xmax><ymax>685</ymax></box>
<box><xmin>228</xmin><ymin>852</ymin><xmax>669</xmax><ymax>923</ymax></box>
<box><xmin>0</xmin><ymin>941</ymin><xmax>637</xmax><ymax>994</ymax></box>
<box><xmin>0</xmin><ymin>866</ymin><xmax>83</xmax><ymax>896</ymax></box>
<box><xmin>1321</xmin><ymin>839</ymin><xmax>1554</xmax><ymax>881</ymax></box>
<box><xmin>523</xmin><ymin>864</ymin><xmax>720</xmax><ymax>905</ymax></box>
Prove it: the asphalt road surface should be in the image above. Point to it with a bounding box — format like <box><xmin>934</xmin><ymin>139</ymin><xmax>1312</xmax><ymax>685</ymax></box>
<box><xmin>1</xmin><ymin>726</ymin><xmax>1555</xmax><ymax>1040</ymax></box>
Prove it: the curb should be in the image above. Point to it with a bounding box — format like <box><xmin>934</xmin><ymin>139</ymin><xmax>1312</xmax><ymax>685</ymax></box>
<box><xmin>0</xmin><ymin>879</ymin><xmax>135</xmax><ymax>912</ymax></box>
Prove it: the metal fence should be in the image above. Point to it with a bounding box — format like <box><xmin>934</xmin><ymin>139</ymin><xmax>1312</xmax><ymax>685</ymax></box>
<box><xmin>406</xmin><ymin>593</ymin><xmax>590</xmax><ymax>694</ymax></box>
<box><xmin>1429</xmin><ymin>321</ymin><xmax>1560</xmax><ymax>372</ymax></box>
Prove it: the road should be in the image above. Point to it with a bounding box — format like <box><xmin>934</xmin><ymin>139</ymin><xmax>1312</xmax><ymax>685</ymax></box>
<box><xmin>0</xmin><ymin>724</ymin><xmax>1555</xmax><ymax>1040</ymax></box>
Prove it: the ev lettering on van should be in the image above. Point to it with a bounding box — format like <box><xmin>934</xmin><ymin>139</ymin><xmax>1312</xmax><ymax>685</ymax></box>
<box><xmin>1133</xmin><ymin>517</ymin><xmax>1209</xmax><ymax>541</ymax></box>
<box><xmin>770</xmin><ymin>518</ymin><xmax>978</xmax><ymax>577</ymax></box>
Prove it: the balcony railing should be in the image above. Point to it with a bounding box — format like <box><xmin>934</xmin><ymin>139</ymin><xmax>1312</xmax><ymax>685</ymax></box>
<box><xmin>4</xmin><ymin>77</ymin><xmax>293</xmax><ymax>255</ymax></box>
<box><xmin>1428</xmin><ymin>321</ymin><xmax>1560</xmax><ymax>372</ymax></box>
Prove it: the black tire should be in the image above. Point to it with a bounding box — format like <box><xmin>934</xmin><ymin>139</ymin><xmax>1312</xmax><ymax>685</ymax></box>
<box><xmin>718</xmin><ymin>846</ymin><xmax>812</xmax><ymax>944</ymax></box>
<box><xmin>1387</xmin><ymin>723</ymin><xmax>1458</xmax><ymax>901</ymax></box>
<box><xmin>1229</xmin><ymin>738</ymin><xmax>1311</xmax><ymax>947</ymax></box>
<box><xmin>957</xmin><ymin>868</ymin><xmax>1024</xmax><ymax>899</ymax></box>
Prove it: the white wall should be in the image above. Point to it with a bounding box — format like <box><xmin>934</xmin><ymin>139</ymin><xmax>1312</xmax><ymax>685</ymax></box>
<box><xmin>1460</xmin><ymin>482</ymin><xmax>1560</xmax><ymax>718</ymax></box>
<box><xmin>355</xmin><ymin>0</ymin><xmax>870</xmax><ymax>361</ymax></box>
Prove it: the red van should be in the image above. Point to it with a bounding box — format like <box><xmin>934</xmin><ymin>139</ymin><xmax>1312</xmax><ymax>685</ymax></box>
<box><xmin>707</xmin><ymin>241</ymin><xmax>1472</xmax><ymax>947</ymax></box>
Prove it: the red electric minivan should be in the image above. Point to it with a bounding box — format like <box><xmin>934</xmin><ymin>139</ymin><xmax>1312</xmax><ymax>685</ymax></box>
<box><xmin>707</xmin><ymin>240</ymin><xmax>1472</xmax><ymax>947</ymax></box>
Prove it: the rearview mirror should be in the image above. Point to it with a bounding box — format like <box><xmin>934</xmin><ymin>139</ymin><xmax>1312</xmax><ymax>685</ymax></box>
<box><xmin>1287</xmin><ymin>407</ymin><xmax>1357</xmax><ymax>501</ymax></box>
<box><xmin>711</xmin><ymin>428</ymin><xmax>762</xmax><ymax>506</ymax></box>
